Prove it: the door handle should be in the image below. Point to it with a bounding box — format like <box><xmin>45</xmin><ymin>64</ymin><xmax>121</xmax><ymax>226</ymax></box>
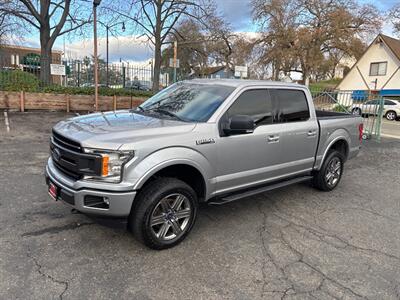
<box><xmin>307</xmin><ymin>130</ymin><xmax>317</xmax><ymax>137</ymax></box>
<box><xmin>267</xmin><ymin>135</ymin><xmax>279</xmax><ymax>142</ymax></box>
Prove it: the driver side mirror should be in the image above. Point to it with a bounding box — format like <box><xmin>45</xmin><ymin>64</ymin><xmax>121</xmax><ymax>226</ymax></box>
<box><xmin>223</xmin><ymin>115</ymin><xmax>255</xmax><ymax>136</ymax></box>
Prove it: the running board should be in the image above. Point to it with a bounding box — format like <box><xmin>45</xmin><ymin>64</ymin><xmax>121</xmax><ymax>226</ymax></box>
<box><xmin>208</xmin><ymin>176</ymin><xmax>313</xmax><ymax>205</ymax></box>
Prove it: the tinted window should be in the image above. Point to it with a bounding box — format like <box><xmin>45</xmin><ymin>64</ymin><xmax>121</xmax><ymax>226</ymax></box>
<box><xmin>270</xmin><ymin>89</ymin><xmax>310</xmax><ymax>122</ymax></box>
<box><xmin>226</xmin><ymin>89</ymin><xmax>273</xmax><ymax>125</ymax></box>
<box><xmin>139</xmin><ymin>82</ymin><xmax>235</xmax><ymax>122</ymax></box>
<box><xmin>384</xmin><ymin>100</ymin><xmax>396</xmax><ymax>105</ymax></box>
<box><xmin>366</xmin><ymin>100</ymin><xmax>378</xmax><ymax>105</ymax></box>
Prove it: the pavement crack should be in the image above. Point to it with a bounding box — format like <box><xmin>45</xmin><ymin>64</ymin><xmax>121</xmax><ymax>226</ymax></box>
<box><xmin>256</xmin><ymin>200</ymin><xmax>295</xmax><ymax>299</ymax></box>
<box><xmin>257</xmin><ymin>201</ymin><xmax>269</xmax><ymax>298</ymax></box>
<box><xmin>27</xmin><ymin>247</ymin><xmax>69</xmax><ymax>299</ymax></box>
<box><xmin>21</xmin><ymin>222</ymin><xmax>94</xmax><ymax>237</ymax></box>
<box><xmin>320</xmin><ymin>206</ymin><xmax>398</xmax><ymax>223</ymax></box>
<box><xmin>271</xmin><ymin>204</ymin><xmax>400</xmax><ymax>262</ymax></box>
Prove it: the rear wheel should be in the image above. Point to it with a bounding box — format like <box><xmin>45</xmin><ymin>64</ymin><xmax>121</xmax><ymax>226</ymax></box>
<box><xmin>313</xmin><ymin>150</ymin><xmax>344</xmax><ymax>191</ymax></box>
<box><xmin>129</xmin><ymin>177</ymin><xmax>198</xmax><ymax>250</ymax></box>
<box><xmin>385</xmin><ymin>111</ymin><xmax>397</xmax><ymax>121</ymax></box>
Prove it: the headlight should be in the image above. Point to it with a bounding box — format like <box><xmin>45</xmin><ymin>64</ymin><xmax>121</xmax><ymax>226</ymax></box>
<box><xmin>83</xmin><ymin>149</ymin><xmax>134</xmax><ymax>183</ymax></box>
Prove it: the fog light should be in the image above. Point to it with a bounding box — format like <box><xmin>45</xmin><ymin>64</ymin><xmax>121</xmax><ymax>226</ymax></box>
<box><xmin>84</xmin><ymin>195</ymin><xmax>110</xmax><ymax>209</ymax></box>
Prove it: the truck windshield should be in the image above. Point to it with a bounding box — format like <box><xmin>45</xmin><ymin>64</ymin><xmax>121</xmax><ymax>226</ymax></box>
<box><xmin>138</xmin><ymin>82</ymin><xmax>235</xmax><ymax>122</ymax></box>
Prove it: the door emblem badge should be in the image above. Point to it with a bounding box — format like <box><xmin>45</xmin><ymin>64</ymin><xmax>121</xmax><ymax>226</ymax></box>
<box><xmin>196</xmin><ymin>138</ymin><xmax>215</xmax><ymax>145</ymax></box>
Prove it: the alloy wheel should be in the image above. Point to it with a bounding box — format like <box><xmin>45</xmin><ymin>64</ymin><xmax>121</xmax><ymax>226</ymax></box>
<box><xmin>386</xmin><ymin>112</ymin><xmax>396</xmax><ymax>121</ymax></box>
<box><xmin>325</xmin><ymin>157</ymin><xmax>341</xmax><ymax>188</ymax></box>
<box><xmin>150</xmin><ymin>193</ymin><xmax>192</xmax><ymax>241</ymax></box>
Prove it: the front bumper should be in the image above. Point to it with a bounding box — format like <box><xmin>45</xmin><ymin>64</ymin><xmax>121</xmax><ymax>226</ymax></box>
<box><xmin>45</xmin><ymin>161</ymin><xmax>136</xmax><ymax>217</ymax></box>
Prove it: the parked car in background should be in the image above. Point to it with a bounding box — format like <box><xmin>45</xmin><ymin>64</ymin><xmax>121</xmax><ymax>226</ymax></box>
<box><xmin>125</xmin><ymin>80</ymin><xmax>151</xmax><ymax>91</ymax></box>
<box><xmin>80</xmin><ymin>83</ymin><xmax>108</xmax><ymax>88</ymax></box>
<box><xmin>45</xmin><ymin>79</ymin><xmax>363</xmax><ymax>249</ymax></box>
<box><xmin>351</xmin><ymin>99</ymin><xmax>400</xmax><ymax>121</ymax></box>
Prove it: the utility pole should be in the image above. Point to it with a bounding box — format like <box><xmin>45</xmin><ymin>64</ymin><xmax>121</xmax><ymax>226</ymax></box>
<box><xmin>173</xmin><ymin>40</ymin><xmax>177</xmax><ymax>83</ymax></box>
<box><xmin>106</xmin><ymin>25</ymin><xmax>109</xmax><ymax>87</ymax></box>
<box><xmin>93</xmin><ymin>0</ymin><xmax>101</xmax><ymax>111</ymax></box>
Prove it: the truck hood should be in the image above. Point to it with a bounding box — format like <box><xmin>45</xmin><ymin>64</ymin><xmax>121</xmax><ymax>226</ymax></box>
<box><xmin>53</xmin><ymin>110</ymin><xmax>196</xmax><ymax>150</ymax></box>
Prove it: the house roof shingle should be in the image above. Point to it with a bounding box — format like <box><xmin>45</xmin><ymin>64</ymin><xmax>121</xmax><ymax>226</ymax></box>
<box><xmin>380</xmin><ymin>34</ymin><xmax>400</xmax><ymax>62</ymax></box>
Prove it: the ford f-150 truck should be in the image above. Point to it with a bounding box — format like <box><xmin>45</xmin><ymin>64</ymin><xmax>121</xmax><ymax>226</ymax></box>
<box><xmin>45</xmin><ymin>79</ymin><xmax>363</xmax><ymax>249</ymax></box>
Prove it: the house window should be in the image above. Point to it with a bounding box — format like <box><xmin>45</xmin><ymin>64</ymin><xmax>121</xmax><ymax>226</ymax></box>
<box><xmin>369</xmin><ymin>62</ymin><xmax>387</xmax><ymax>76</ymax></box>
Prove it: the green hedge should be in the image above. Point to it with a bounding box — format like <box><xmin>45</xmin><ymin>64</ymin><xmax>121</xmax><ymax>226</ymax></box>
<box><xmin>333</xmin><ymin>104</ymin><xmax>350</xmax><ymax>113</ymax></box>
<box><xmin>0</xmin><ymin>70</ymin><xmax>40</xmax><ymax>91</ymax></box>
<box><xmin>309</xmin><ymin>79</ymin><xmax>341</xmax><ymax>91</ymax></box>
<box><xmin>0</xmin><ymin>70</ymin><xmax>153</xmax><ymax>97</ymax></box>
<box><xmin>41</xmin><ymin>85</ymin><xmax>153</xmax><ymax>97</ymax></box>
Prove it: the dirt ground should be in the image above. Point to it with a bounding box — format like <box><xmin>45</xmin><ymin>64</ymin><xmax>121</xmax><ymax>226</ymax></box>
<box><xmin>1</xmin><ymin>111</ymin><xmax>400</xmax><ymax>299</ymax></box>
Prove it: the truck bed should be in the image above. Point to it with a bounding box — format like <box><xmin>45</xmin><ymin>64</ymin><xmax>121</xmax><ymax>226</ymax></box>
<box><xmin>316</xmin><ymin>110</ymin><xmax>355</xmax><ymax>119</ymax></box>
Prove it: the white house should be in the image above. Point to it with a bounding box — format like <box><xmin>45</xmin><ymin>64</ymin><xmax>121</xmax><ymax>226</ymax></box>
<box><xmin>336</xmin><ymin>34</ymin><xmax>400</xmax><ymax>99</ymax></box>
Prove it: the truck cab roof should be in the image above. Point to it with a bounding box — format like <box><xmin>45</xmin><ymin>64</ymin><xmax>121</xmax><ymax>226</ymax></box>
<box><xmin>186</xmin><ymin>78</ymin><xmax>306</xmax><ymax>89</ymax></box>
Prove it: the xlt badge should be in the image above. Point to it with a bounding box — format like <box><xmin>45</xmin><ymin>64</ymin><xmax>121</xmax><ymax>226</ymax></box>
<box><xmin>196</xmin><ymin>138</ymin><xmax>215</xmax><ymax>145</ymax></box>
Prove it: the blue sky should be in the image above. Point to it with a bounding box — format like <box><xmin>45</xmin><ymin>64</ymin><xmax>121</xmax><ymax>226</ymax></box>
<box><xmin>19</xmin><ymin>0</ymin><xmax>399</xmax><ymax>62</ymax></box>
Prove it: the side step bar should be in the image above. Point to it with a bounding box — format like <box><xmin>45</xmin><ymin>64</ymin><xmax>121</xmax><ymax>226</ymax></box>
<box><xmin>208</xmin><ymin>176</ymin><xmax>313</xmax><ymax>205</ymax></box>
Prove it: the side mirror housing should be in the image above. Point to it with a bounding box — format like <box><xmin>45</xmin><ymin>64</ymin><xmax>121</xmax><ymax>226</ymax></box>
<box><xmin>223</xmin><ymin>115</ymin><xmax>255</xmax><ymax>135</ymax></box>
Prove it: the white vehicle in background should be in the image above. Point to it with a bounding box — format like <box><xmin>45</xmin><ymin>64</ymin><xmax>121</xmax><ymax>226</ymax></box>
<box><xmin>351</xmin><ymin>99</ymin><xmax>400</xmax><ymax>121</ymax></box>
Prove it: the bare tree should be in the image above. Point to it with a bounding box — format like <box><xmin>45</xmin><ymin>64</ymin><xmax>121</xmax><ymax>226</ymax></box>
<box><xmin>111</xmin><ymin>0</ymin><xmax>214</xmax><ymax>91</ymax></box>
<box><xmin>161</xmin><ymin>16</ymin><xmax>238</xmax><ymax>79</ymax></box>
<box><xmin>389</xmin><ymin>4</ymin><xmax>400</xmax><ymax>35</ymax></box>
<box><xmin>0</xmin><ymin>0</ymin><xmax>91</xmax><ymax>83</ymax></box>
<box><xmin>252</xmin><ymin>0</ymin><xmax>381</xmax><ymax>84</ymax></box>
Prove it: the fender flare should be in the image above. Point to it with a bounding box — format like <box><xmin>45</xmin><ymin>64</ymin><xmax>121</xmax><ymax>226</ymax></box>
<box><xmin>125</xmin><ymin>147</ymin><xmax>213</xmax><ymax>197</ymax></box>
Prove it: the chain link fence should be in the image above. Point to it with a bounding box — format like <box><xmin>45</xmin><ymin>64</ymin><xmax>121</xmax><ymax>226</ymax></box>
<box><xmin>311</xmin><ymin>89</ymin><xmax>385</xmax><ymax>140</ymax></box>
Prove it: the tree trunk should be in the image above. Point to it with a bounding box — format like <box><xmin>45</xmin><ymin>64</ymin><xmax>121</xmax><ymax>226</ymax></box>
<box><xmin>152</xmin><ymin>38</ymin><xmax>161</xmax><ymax>92</ymax></box>
<box><xmin>40</xmin><ymin>27</ymin><xmax>53</xmax><ymax>85</ymax></box>
<box><xmin>152</xmin><ymin>1</ymin><xmax>162</xmax><ymax>92</ymax></box>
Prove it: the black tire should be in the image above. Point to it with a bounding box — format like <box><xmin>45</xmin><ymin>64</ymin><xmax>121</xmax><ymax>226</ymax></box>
<box><xmin>312</xmin><ymin>150</ymin><xmax>345</xmax><ymax>191</ymax></box>
<box><xmin>385</xmin><ymin>110</ymin><xmax>397</xmax><ymax>121</ymax></box>
<box><xmin>352</xmin><ymin>108</ymin><xmax>361</xmax><ymax>116</ymax></box>
<box><xmin>129</xmin><ymin>177</ymin><xmax>198</xmax><ymax>250</ymax></box>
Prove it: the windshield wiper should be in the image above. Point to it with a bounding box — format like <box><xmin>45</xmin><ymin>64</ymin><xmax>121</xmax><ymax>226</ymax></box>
<box><xmin>143</xmin><ymin>96</ymin><xmax>170</xmax><ymax>110</ymax></box>
<box><xmin>151</xmin><ymin>108</ymin><xmax>186</xmax><ymax>122</ymax></box>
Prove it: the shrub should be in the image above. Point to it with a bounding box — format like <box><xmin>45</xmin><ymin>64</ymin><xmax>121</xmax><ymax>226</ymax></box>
<box><xmin>333</xmin><ymin>104</ymin><xmax>350</xmax><ymax>113</ymax></box>
<box><xmin>40</xmin><ymin>85</ymin><xmax>153</xmax><ymax>97</ymax></box>
<box><xmin>0</xmin><ymin>73</ymin><xmax>153</xmax><ymax>98</ymax></box>
<box><xmin>0</xmin><ymin>70</ymin><xmax>40</xmax><ymax>91</ymax></box>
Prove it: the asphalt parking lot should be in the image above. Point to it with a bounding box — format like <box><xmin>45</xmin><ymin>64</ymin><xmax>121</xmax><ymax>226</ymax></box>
<box><xmin>1</xmin><ymin>111</ymin><xmax>400</xmax><ymax>300</ymax></box>
<box><xmin>382</xmin><ymin>119</ymin><xmax>400</xmax><ymax>139</ymax></box>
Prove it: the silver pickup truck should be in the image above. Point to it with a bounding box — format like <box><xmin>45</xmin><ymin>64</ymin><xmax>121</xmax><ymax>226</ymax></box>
<box><xmin>45</xmin><ymin>79</ymin><xmax>363</xmax><ymax>249</ymax></box>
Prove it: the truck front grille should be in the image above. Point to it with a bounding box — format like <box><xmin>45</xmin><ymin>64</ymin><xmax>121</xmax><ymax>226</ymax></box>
<box><xmin>50</xmin><ymin>130</ymin><xmax>102</xmax><ymax>180</ymax></box>
<box><xmin>52</xmin><ymin>130</ymin><xmax>82</xmax><ymax>152</ymax></box>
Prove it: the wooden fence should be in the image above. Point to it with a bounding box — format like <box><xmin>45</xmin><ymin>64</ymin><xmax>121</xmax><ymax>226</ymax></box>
<box><xmin>0</xmin><ymin>91</ymin><xmax>147</xmax><ymax>112</ymax></box>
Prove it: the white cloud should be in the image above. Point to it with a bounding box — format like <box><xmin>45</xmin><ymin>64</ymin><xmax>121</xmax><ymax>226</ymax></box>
<box><xmin>63</xmin><ymin>35</ymin><xmax>154</xmax><ymax>64</ymax></box>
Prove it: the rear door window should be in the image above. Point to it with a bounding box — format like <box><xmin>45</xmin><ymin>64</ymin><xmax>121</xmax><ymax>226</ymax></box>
<box><xmin>270</xmin><ymin>89</ymin><xmax>310</xmax><ymax>123</ymax></box>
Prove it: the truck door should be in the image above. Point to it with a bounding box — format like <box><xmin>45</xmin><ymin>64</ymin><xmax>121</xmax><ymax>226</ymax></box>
<box><xmin>269</xmin><ymin>89</ymin><xmax>319</xmax><ymax>175</ymax></box>
<box><xmin>216</xmin><ymin>88</ymin><xmax>286</xmax><ymax>194</ymax></box>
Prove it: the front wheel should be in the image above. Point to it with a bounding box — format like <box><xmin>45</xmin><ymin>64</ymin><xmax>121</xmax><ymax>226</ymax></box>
<box><xmin>352</xmin><ymin>108</ymin><xmax>361</xmax><ymax>116</ymax></box>
<box><xmin>129</xmin><ymin>177</ymin><xmax>198</xmax><ymax>250</ymax></box>
<box><xmin>313</xmin><ymin>150</ymin><xmax>344</xmax><ymax>191</ymax></box>
<box><xmin>385</xmin><ymin>111</ymin><xmax>397</xmax><ymax>121</ymax></box>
